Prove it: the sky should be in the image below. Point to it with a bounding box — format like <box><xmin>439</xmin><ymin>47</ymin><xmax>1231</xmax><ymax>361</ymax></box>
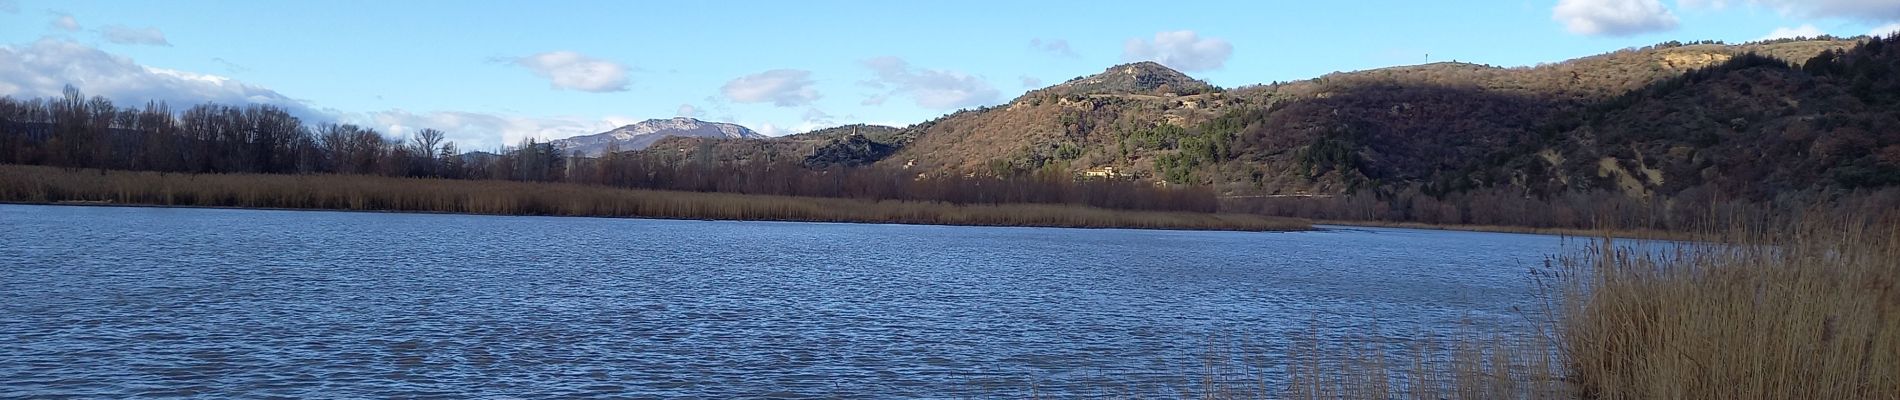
<box><xmin>3</xmin><ymin>0</ymin><xmax>1900</xmax><ymax>150</ymax></box>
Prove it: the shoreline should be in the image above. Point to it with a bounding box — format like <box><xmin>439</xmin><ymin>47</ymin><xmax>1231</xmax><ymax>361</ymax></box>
<box><xmin>3</xmin><ymin>200</ymin><xmax>1310</xmax><ymax>233</ymax></box>
<box><xmin>1310</xmin><ymin>219</ymin><xmax>1703</xmax><ymax>241</ymax></box>
<box><xmin>0</xmin><ymin>165</ymin><xmax>1308</xmax><ymax>232</ymax></box>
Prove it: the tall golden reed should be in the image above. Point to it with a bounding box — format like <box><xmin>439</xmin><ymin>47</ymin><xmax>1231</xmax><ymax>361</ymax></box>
<box><xmin>0</xmin><ymin>165</ymin><xmax>1306</xmax><ymax>232</ymax></box>
<box><xmin>1282</xmin><ymin>213</ymin><xmax>1898</xmax><ymax>399</ymax></box>
<box><xmin>1555</xmin><ymin>216</ymin><xmax>1899</xmax><ymax>399</ymax></box>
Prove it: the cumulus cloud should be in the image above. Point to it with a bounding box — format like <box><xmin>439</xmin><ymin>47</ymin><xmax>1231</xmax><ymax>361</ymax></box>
<box><xmin>1760</xmin><ymin>24</ymin><xmax>1829</xmax><ymax>40</ymax></box>
<box><xmin>101</xmin><ymin>25</ymin><xmax>171</xmax><ymax>46</ymax></box>
<box><xmin>1874</xmin><ymin>22</ymin><xmax>1900</xmax><ymax>37</ymax></box>
<box><xmin>1552</xmin><ymin>0</ymin><xmax>1680</xmax><ymax>36</ymax></box>
<box><xmin>0</xmin><ymin>39</ymin><xmax>653</xmax><ymax>152</ymax></box>
<box><xmin>744</xmin><ymin>122</ymin><xmax>792</xmax><ymax>137</ymax></box>
<box><xmin>0</xmin><ymin>38</ymin><xmax>317</xmax><ymax>118</ymax></box>
<box><xmin>506</xmin><ymin>51</ymin><xmax>630</xmax><ymax>93</ymax></box>
<box><xmin>359</xmin><ymin>110</ymin><xmax>634</xmax><ymax>151</ymax></box>
<box><xmin>859</xmin><ymin>56</ymin><xmax>999</xmax><ymax>110</ymax></box>
<box><xmin>51</xmin><ymin>13</ymin><xmax>79</xmax><ymax>32</ymax></box>
<box><xmin>1121</xmin><ymin>30</ymin><xmax>1233</xmax><ymax>71</ymax></box>
<box><xmin>1029</xmin><ymin>38</ymin><xmax>1078</xmax><ymax>58</ymax></box>
<box><xmin>720</xmin><ymin>69</ymin><xmax>819</xmax><ymax>107</ymax></box>
<box><xmin>745</xmin><ymin>115</ymin><xmax>837</xmax><ymax>137</ymax></box>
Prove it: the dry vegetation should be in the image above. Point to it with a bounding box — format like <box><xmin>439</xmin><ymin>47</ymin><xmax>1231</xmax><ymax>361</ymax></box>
<box><xmin>1308</xmin><ymin>218</ymin><xmax>1702</xmax><ymax>241</ymax></box>
<box><xmin>1550</xmin><ymin>218</ymin><xmax>1900</xmax><ymax>399</ymax></box>
<box><xmin>1283</xmin><ymin>332</ymin><xmax>1566</xmax><ymax>399</ymax></box>
<box><xmin>1250</xmin><ymin>214</ymin><xmax>1900</xmax><ymax>399</ymax></box>
<box><xmin>0</xmin><ymin>165</ymin><xmax>1307</xmax><ymax>231</ymax></box>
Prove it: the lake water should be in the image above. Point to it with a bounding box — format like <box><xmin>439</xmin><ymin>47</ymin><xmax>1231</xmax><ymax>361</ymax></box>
<box><xmin>0</xmin><ymin>204</ymin><xmax>1574</xmax><ymax>398</ymax></box>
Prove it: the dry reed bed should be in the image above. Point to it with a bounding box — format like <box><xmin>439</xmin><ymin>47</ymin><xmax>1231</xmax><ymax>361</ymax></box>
<box><xmin>1277</xmin><ymin>216</ymin><xmax>1899</xmax><ymax>399</ymax></box>
<box><xmin>1551</xmin><ymin>219</ymin><xmax>1900</xmax><ymax>399</ymax></box>
<box><xmin>0</xmin><ymin>165</ymin><xmax>1307</xmax><ymax>231</ymax></box>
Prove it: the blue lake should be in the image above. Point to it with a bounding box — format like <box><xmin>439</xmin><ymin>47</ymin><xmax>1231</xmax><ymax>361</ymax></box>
<box><xmin>0</xmin><ymin>204</ymin><xmax>1575</xmax><ymax>398</ymax></box>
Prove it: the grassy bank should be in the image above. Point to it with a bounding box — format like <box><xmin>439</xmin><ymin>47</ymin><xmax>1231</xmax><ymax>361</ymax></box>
<box><xmin>0</xmin><ymin>165</ymin><xmax>1307</xmax><ymax>231</ymax></box>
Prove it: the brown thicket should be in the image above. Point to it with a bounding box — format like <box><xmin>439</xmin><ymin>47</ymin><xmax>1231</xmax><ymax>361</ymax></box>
<box><xmin>1224</xmin><ymin>185</ymin><xmax>1900</xmax><ymax>233</ymax></box>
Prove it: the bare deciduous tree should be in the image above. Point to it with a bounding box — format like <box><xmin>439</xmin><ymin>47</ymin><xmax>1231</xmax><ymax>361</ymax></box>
<box><xmin>411</xmin><ymin>128</ymin><xmax>445</xmax><ymax>160</ymax></box>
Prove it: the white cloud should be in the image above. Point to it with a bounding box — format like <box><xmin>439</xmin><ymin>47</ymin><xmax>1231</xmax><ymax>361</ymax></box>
<box><xmin>1760</xmin><ymin>24</ymin><xmax>1829</xmax><ymax>40</ymax></box>
<box><xmin>1874</xmin><ymin>22</ymin><xmax>1900</xmax><ymax>37</ymax></box>
<box><xmin>676</xmin><ymin>103</ymin><xmax>703</xmax><ymax>118</ymax></box>
<box><xmin>793</xmin><ymin>122</ymin><xmax>829</xmax><ymax>134</ymax></box>
<box><xmin>860</xmin><ymin>56</ymin><xmax>999</xmax><ymax>110</ymax></box>
<box><xmin>1552</xmin><ymin>0</ymin><xmax>1680</xmax><ymax>36</ymax></box>
<box><xmin>747</xmin><ymin>122</ymin><xmax>793</xmax><ymax>137</ymax></box>
<box><xmin>0</xmin><ymin>39</ymin><xmax>668</xmax><ymax>152</ymax></box>
<box><xmin>1121</xmin><ymin>30</ymin><xmax>1233</xmax><ymax>71</ymax></box>
<box><xmin>1029</xmin><ymin>38</ymin><xmax>1078</xmax><ymax>58</ymax></box>
<box><xmin>720</xmin><ymin>69</ymin><xmax>819</xmax><ymax>107</ymax></box>
<box><xmin>507</xmin><ymin>51</ymin><xmax>630</xmax><ymax>93</ymax></box>
<box><xmin>0</xmin><ymin>38</ymin><xmax>317</xmax><ymax>118</ymax></box>
<box><xmin>601</xmin><ymin>115</ymin><xmax>643</xmax><ymax>128</ymax></box>
<box><xmin>747</xmin><ymin>118</ymin><xmax>834</xmax><ymax>137</ymax></box>
<box><xmin>101</xmin><ymin>25</ymin><xmax>171</xmax><ymax>46</ymax></box>
<box><xmin>51</xmin><ymin>13</ymin><xmax>79</xmax><ymax>32</ymax></box>
<box><xmin>361</xmin><ymin>110</ymin><xmax>631</xmax><ymax>151</ymax></box>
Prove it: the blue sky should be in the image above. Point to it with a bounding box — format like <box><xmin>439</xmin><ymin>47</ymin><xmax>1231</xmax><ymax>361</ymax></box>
<box><xmin>4</xmin><ymin>0</ymin><xmax>1899</xmax><ymax>150</ymax></box>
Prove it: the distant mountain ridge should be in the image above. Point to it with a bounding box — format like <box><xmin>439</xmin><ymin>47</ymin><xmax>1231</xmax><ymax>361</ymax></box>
<box><xmin>564</xmin><ymin>36</ymin><xmax>1898</xmax><ymax>203</ymax></box>
<box><xmin>874</xmin><ymin>37</ymin><xmax>1888</xmax><ymax>200</ymax></box>
<box><xmin>552</xmin><ymin>117</ymin><xmax>762</xmax><ymax>156</ymax></box>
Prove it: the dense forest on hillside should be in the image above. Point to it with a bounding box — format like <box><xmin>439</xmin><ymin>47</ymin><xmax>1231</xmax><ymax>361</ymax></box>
<box><xmin>1230</xmin><ymin>36</ymin><xmax>1900</xmax><ymax>230</ymax></box>
<box><xmin>640</xmin><ymin>124</ymin><xmax>910</xmax><ymax>170</ymax></box>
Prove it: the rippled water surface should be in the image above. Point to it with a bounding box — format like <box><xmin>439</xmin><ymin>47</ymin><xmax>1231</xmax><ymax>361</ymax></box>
<box><xmin>0</xmin><ymin>204</ymin><xmax>1571</xmax><ymax>398</ymax></box>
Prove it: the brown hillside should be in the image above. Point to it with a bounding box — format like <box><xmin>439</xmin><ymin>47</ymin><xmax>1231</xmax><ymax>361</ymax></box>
<box><xmin>613</xmin><ymin>38</ymin><xmax>1871</xmax><ymax>201</ymax></box>
<box><xmin>885</xmin><ymin>39</ymin><xmax>1858</xmax><ymax>189</ymax></box>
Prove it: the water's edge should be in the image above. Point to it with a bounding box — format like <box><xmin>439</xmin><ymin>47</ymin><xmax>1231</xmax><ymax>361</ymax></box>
<box><xmin>3</xmin><ymin>200</ymin><xmax>1311</xmax><ymax>233</ymax></box>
